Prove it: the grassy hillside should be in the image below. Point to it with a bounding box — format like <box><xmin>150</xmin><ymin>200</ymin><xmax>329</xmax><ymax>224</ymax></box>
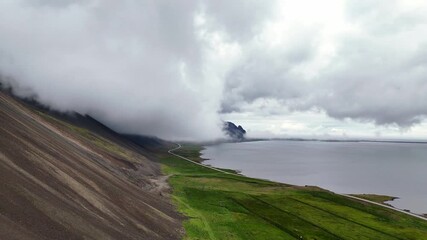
<box><xmin>0</xmin><ymin>91</ymin><xmax>183</xmax><ymax>240</ymax></box>
<box><xmin>161</xmin><ymin>145</ymin><xmax>427</xmax><ymax>240</ymax></box>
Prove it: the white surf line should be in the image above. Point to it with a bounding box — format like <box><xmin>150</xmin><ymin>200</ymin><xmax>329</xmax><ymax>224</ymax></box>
<box><xmin>168</xmin><ymin>143</ymin><xmax>427</xmax><ymax>222</ymax></box>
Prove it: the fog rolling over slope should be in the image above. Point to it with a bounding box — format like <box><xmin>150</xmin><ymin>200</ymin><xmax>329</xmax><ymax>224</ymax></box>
<box><xmin>1</xmin><ymin>0</ymin><xmax>427</xmax><ymax>140</ymax></box>
<box><xmin>0</xmin><ymin>90</ymin><xmax>183</xmax><ymax>240</ymax></box>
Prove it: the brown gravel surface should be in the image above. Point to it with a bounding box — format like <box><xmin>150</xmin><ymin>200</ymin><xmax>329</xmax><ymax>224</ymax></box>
<box><xmin>0</xmin><ymin>91</ymin><xmax>183</xmax><ymax>240</ymax></box>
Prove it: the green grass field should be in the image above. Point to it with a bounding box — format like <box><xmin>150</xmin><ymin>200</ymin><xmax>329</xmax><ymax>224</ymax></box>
<box><xmin>161</xmin><ymin>146</ymin><xmax>427</xmax><ymax>240</ymax></box>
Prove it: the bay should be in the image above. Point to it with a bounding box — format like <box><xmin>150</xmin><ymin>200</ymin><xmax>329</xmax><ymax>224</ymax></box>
<box><xmin>202</xmin><ymin>140</ymin><xmax>427</xmax><ymax>214</ymax></box>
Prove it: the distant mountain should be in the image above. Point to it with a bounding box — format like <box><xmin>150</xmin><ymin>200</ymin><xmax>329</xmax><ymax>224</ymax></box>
<box><xmin>223</xmin><ymin>121</ymin><xmax>246</xmax><ymax>141</ymax></box>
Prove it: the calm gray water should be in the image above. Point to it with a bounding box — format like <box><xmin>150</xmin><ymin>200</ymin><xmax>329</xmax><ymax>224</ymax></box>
<box><xmin>201</xmin><ymin>140</ymin><xmax>427</xmax><ymax>214</ymax></box>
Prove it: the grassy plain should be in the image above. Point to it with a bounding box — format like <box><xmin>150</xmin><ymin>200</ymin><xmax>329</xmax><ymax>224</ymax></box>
<box><xmin>161</xmin><ymin>145</ymin><xmax>427</xmax><ymax>240</ymax></box>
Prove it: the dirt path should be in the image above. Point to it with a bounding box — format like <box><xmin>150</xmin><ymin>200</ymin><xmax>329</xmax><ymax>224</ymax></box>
<box><xmin>168</xmin><ymin>144</ymin><xmax>241</xmax><ymax>176</ymax></box>
<box><xmin>343</xmin><ymin>194</ymin><xmax>427</xmax><ymax>221</ymax></box>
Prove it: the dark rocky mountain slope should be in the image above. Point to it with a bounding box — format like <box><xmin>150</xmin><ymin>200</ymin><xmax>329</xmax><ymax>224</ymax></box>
<box><xmin>0</xmin><ymin>91</ymin><xmax>183</xmax><ymax>240</ymax></box>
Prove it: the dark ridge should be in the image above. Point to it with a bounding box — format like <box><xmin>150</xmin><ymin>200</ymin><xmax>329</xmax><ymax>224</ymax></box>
<box><xmin>6</xmin><ymin>89</ymin><xmax>162</xmax><ymax>159</ymax></box>
<box><xmin>223</xmin><ymin>121</ymin><xmax>247</xmax><ymax>141</ymax></box>
<box><xmin>123</xmin><ymin>134</ymin><xmax>174</xmax><ymax>151</ymax></box>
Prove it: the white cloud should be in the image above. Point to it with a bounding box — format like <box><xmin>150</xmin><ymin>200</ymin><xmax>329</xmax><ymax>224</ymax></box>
<box><xmin>1</xmin><ymin>0</ymin><xmax>427</xmax><ymax>140</ymax></box>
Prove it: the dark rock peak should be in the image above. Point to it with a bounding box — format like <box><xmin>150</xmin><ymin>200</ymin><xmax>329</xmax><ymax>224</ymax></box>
<box><xmin>223</xmin><ymin>121</ymin><xmax>246</xmax><ymax>141</ymax></box>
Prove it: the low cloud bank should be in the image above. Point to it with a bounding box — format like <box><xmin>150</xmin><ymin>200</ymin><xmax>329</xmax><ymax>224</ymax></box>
<box><xmin>1</xmin><ymin>0</ymin><xmax>426</xmax><ymax>140</ymax></box>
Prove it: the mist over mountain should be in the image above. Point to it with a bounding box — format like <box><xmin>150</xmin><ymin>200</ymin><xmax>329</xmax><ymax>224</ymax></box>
<box><xmin>1</xmin><ymin>0</ymin><xmax>427</xmax><ymax>140</ymax></box>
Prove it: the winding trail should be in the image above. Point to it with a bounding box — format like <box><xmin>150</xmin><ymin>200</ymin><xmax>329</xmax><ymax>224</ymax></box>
<box><xmin>168</xmin><ymin>143</ymin><xmax>427</xmax><ymax>222</ymax></box>
<box><xmin>168</xmin><ymin>143</ymin><xmax>241</xmax><ymax>176</ymax></box>
<box><xmin>342</xmin><ymin>194</ymin><xmax>427</xmax><ymax>221</ymax></box>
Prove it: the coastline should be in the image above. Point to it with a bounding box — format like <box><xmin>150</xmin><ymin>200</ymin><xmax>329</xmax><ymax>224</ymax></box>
<box><xmin>200</xmin><ymin>141</ymin><xmax>427</xmax><ymax>218</ymax></box>
<box><xmin>163</xmin><ymin>143</ymin><xmax>427</xmax><ymax>239</ymax></box>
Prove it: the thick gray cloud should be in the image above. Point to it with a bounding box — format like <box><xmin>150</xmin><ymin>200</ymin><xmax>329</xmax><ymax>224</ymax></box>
<box><xmin>319</xmin><ymin>2</ymin><xmax>427</xmax><ymax>126</ymax></box>
<box><xmin>1</xmin><ymin>0</ymin><xmax>427</xmax><ymax>140</ymax></box>
<box><xmin>200</xmin><ymin>0</ymin><xmax>278</xmax><ymax>41</ymax></box>
<box><xmin>221</xmin><ymin>0</ymin><xmax>427</xmax><ymax>128</ymax></box>
<box><xmin>0</xmin><ymin>1</ymin><xmax>207</xmax><ymax>140</ymax></box>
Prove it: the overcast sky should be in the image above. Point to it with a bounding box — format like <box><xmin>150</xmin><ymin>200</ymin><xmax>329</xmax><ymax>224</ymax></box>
<box><xmin>1</xmin><ymin>0</ymin><xmax>427</xmax><ymax>140</ymax></box>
